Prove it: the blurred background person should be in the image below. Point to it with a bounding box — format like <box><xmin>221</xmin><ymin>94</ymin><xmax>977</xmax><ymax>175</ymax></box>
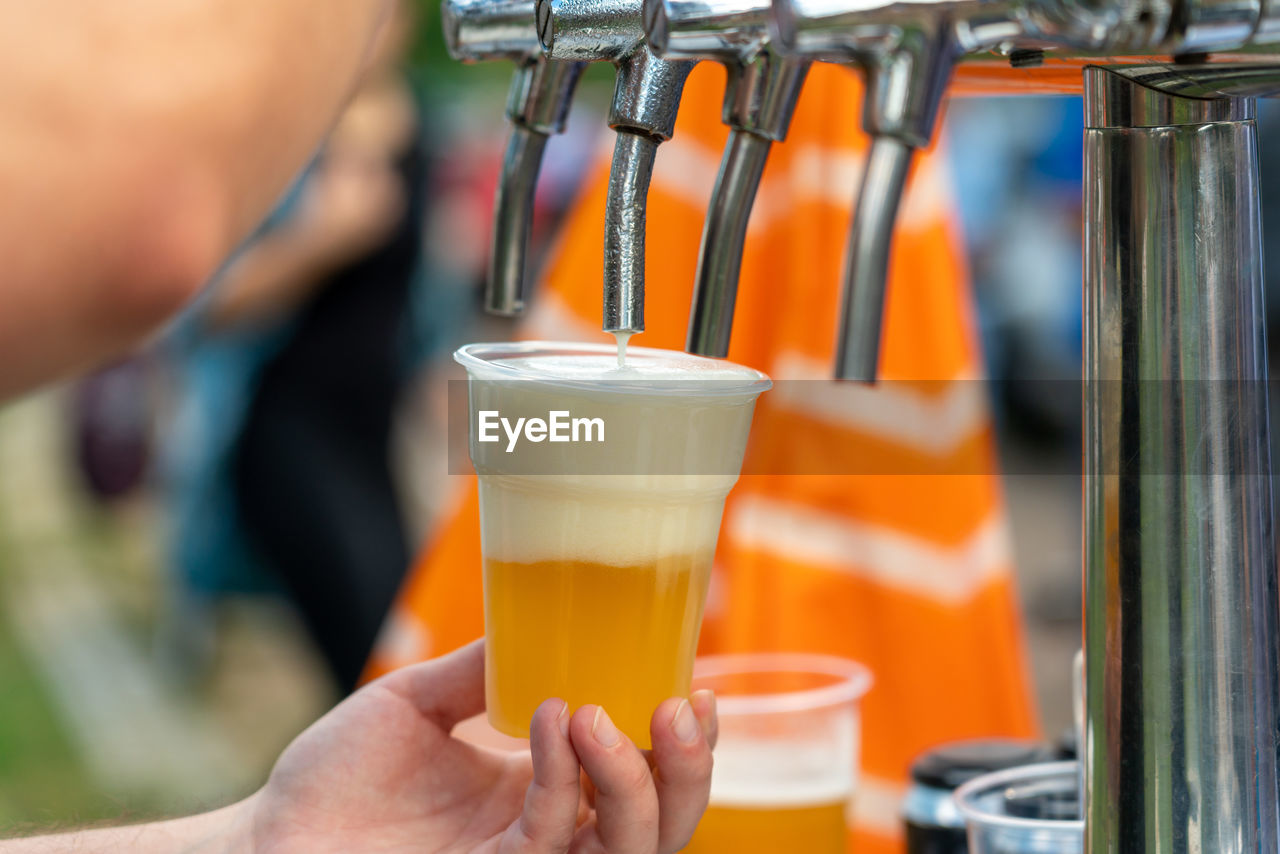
<box><xmin>0</xmin><ymin>3</ymin><xmax>394</xmax><ymax>400</ymax></box>
<box><xmin>158</xmin><ymin>2</ymin><xmax>431</xmax><ymax>693</ymax></box>
<box><xmin>0</xmin><ymin>0</ymin><xmax>577</xmax><ymax>827</ymax></box>
<box><xmin>0</xmin><ymin>0</ymin><xmax>413</xmax><ymax>826</ymax></box>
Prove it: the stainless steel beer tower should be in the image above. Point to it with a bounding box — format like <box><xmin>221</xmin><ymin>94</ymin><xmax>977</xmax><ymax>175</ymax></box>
<box><xmin>449</xmin><ymin>0</ymin><xmax>1280</xmax><ymax>843</ymax></box>
<box><xmin>1083</xmin><ymin>65</ymin><xmax>1280</xmax><ymax>853</ymax></box>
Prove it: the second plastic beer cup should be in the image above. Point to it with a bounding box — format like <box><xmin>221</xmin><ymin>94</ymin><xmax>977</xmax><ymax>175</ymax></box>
<box><xmin>683</xmin><ymin>653</ymin><xmax>873</xmax><ymax>853</ymax></box>
<box><xmin>455</xmin><ymin>341</ymin><xmax>770</xmax><ymax>747</ymax></box>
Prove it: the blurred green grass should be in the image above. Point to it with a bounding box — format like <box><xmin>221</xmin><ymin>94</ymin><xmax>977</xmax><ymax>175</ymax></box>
<box><xmin>0</xmin><ymin>612</ymin><xmax>156</xmax><ymax>831</ymax></box>
<box><xmin>0</xmin><ymin>479</ymin><xmax>169</xmax><ymax>831</ymax></box>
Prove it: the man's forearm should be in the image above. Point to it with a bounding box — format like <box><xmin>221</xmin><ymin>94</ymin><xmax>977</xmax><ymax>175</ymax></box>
<box><xmin>0</xmin><ymin>0</ymin><xmax>393</xmax><ymax>398</ymax></box>
<box><xmin>0</xmin><ymin>798</ymin><xmax>254</xmax><ymax>854</ymax></box>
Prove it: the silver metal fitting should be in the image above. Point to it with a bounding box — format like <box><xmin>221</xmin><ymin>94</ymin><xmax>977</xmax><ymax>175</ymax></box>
<box><xmin>644</xmin><ymin>0</ymin><xmax>810</xmax><ymax>355</ymax></box>
<box><xmin>444</xmin><ymin>0</ymin><xmax>586</xmax><ymax>316</ymax></box>
<box><xmin>536</xmin><ymin>0</ymin><xmax>695</xmax><ymax>334</ymax></box>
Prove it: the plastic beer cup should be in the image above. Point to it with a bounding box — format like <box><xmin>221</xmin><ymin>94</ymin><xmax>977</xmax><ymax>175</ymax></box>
<box><xmin>954</xmin><ymin>761</ymin><xmax>1084</xmax><ymax>854</ymax></box>
<box><xmin>682</xmin><ymin>653</ymin><xmax>873</xmax><ymax>853</ymax></box>
<box><xmin>455</xmin><ymin>341</ymin><xmax>770</xmax><ymax>747</ymax></box>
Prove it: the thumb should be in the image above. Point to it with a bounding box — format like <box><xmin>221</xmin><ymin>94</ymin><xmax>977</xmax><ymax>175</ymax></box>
<box><xmin>377</xmin><ymin>639</ymin><xmax>487</xmax><ymax>732</ymax></box>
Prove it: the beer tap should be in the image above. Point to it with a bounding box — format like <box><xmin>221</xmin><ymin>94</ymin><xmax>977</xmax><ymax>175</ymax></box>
<box><xmin>771</xmin><ymin>0</ymin><xmax>1126</xmax><ymax>380</ymax></box>
<box><xmin>769</xmin><ymin>0</ymin><xmax>1280</xmax><ymax>849</ymax></box>
<box><xmin>537</xmin><ymin>0</ymin><xmax>696</xmax><ymax>336</ymax></box>
<box><xmin>449</xmin><ymin>0</ymin><xmax>1280</xmax><ymax>847</ymax></box>
<box><xmin>443</xmin><ymin>0</ymin><xmax>586</xmax><ymax>315</ymax></box>
<box><xmin>643</xmin><ymin>0</ymin><xmax>810</xmax><ymax>357</ymax></box>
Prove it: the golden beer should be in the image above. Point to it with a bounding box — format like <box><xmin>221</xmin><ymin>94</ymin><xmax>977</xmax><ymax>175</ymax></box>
<box><xmin>485</xmin><ymin>553</ymin><xmax>712</xmax><ymax>745</ymax></box>
<box><xmin>457</xmin><ymin>342</ymin><xmax>770</xmax><ymax>749</ymax></box>
<box><xmin>679</xmin><ymin>661</ymin><xmax>868</xmax><ymax>854</ymax></box>
<box><xmin>683</xmin><ymin>742</ymin><xmax>853</xmax><ymax>853</ymax></box>
<box><xmin>683</xmin><ymin>800</ymin><xmax>849</xmax><ymax>853</ymax></box>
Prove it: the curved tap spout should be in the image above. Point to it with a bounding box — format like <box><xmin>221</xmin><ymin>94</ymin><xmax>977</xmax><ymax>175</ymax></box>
<box><xmin>686</xmin><ymin>130</ymin><xmax>771</xmax><ymax>356</ymax></box>
<box><xmin>488</xmin><ymin>125</ymin><xmax>549</xmax><ymax>315</ymax></box>
<box><xmin>444</xmin><ymin>0</ymin><xmax>585</xmax><ymax>317</ymax></box>
<box><xmin>485</xmin><ymin>57</ymin><xmax>585</xmax><ymax>314</ymax></box>
<box><xmin>832</xmin><ymin>32</ymin><xmax>954</xmax><ymax>381</ymax></box>
<box><xmin>771</xmin><ymin>0</ymin><xmax>965</xmax><ymax>381</ymax></box>
<box><xmin>835</xmin><ymin>135</ymin><xmax>912</xmax><ymax>382</ymax></box>
<box><xmin>603</xmin><ymin>52</ymin><xmax>695</xmax><ymax>334</ymax></box>
<box><xmin>645</xmin><ymin>0</ymin><xmax>808</xmax><ymax>355</ymax></box>
<box><xmin>541</xmin><ymin>0</ymin><xmax>694</xmax><ymax>336</ymax></box>
<box><xmin>604</xmin><ymin>131</ymin><xmax>660</xmax><ymax>333</ymax></box>
<box><xmin>686</xmin><ymin>55</ymin><xmax>809</xmax><ymax>355</ymax></box>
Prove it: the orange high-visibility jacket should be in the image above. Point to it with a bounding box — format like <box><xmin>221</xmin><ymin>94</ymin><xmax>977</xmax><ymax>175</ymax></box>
<box><xmin>369</xmin><ymin>62</ymin><xmax>1037</xmax><ymax>853</ymax></box>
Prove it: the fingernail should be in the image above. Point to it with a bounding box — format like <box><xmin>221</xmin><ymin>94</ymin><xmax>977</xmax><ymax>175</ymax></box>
<box><xmin>591</xmin><ymin>706</ymin><xmax>620</xmax><ymax>747</ymax></box>
<box><xmin>556</xmin><ymin>700</ymin><xmax>570</xmax><ymax>738</ymax></box>
<box><xmin>692</xmin><ymin>689</ymin><xmax>717</xmax><ymax>723</ymax></box>
<box><xmin>671</xmin><ymin>699</ymin><xmax>699</xmax><ymax>743</ymax></box>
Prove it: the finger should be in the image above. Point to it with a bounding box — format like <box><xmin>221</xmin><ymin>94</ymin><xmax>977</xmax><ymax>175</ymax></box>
<box><xmin>379</xmin><ymin>638</ymin><xmax>486</xmax><ymax>731</ymax></box>
<box><xmin>636</xmin><ymin>692</ymin><xmax>715</xmax><ymax>774</ymax></box>
<box><xmin>649</xmin><ymin>697</ymin><xmax>715</xmax><ymax>853</ymax></box>
<box><xmin>499</xmin><ymin>699</ymin><xmax>581</xmax><ymax>853</ymax></box>
<box><xmin>690</xmin><ymin>689</ymin><xmax>718</xmax><ymax>749</ymax></box>
<box><xmin>569</xmin><ymin>705</ymin><xmax>659</xmax><ymax>854</ymax></box>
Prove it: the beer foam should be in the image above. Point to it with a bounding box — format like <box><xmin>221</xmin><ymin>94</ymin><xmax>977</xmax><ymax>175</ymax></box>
<box><xmin>480</xmin><ymin>476</ymin><xmax>728</xmax><ymax>565</ymax></box>
<box><xmin>463</xmin><ymin>343</ymin><xmax>770</xmax><ymax>566</ymax></box>
<box><xmin>708</xmin><ymin>741</ymin><xmax>856</xmax><ymax>808</ymax></box>
<box><xmin>498</xmin><ymin>353</ymin><xmax>762</xmax><ymax>382</ymax></box>
<box><xmin>458</xmin><ymin>341</ymin><xmax>770</xmax><ymax>395</ymax></box>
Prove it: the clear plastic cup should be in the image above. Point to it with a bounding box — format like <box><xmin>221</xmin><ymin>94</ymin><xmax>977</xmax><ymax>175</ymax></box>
<box><xmin>954</xmin><ymin>761</ymin><xmax>1083</xmax><ymax>854</ymax></box>
<box><xmin>455</xmin><ymin>341</ymin><xmax>770</xmax><ymax>748</ymax></box>
<box><xmin>682</xmin><ymin>653</ymin><xmax>873</xmax><ymax>854</ymax></box>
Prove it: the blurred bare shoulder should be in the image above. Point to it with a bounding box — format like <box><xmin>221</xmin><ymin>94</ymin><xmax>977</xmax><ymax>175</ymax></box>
<box><xmin>0</xmin><ymin>0</ymin><xmax>392</xmax><ymax>400</ymax></box>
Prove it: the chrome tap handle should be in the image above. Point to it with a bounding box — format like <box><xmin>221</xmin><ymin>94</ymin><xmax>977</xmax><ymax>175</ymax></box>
<box><xmin>539</xmin><ymin>0</ymin><xmax>695</xmax><ymax>335</ymax></box>
<box><xmin>604</xmin><ymin>131</ymin><xmax>660</xmax><ymax>333</ymax></box>
<box><xmin>773</xmin><ymin>0</ymin><xmax>972</xmax><ymax>380</ymax></box>
<box><xmin>645</xmin><ymin>0</ymin><xmax>774</xmax><ymax>59</ymax></box>
<box><xmin>720</xmin><ymin>49</ymin><xmax>810</xmax><ymax>142</ymax></box>
<box><xmin>445</xmin><ymin>0</ymin><xmax>544</xmax><ymax>60</ymax></box>
<box><xmin>645</xmin><ymin>0</ymin><xmax>809</xmax><ymax>355</ymax></box>
<box><xmin>443</xmin><ymin>0</ymin><xmax>585</xmax><ymax>315</ymax></box>
<box><xmin>488</xmin><ymin>58</ymin><xmax>585</xmax><ymax>314</ymax></box>
<box><xmin>840</xmin><ymin>37</ymin><xmax>954</xmax><ymax>379</ymax></box>
<box><xmin>604</xmin><ymin>35</ymin><xmax>695</xmax><ymax>140</ymax></box>
<box><xmin>834</xmin><ymin>135</ymin><xmax>912</xmax><ymax>381</ymax></box>
<box><xmin>489</xmin><ymin>123</ymin><xmax>548</xmax><ymax>316</ymax></box>
<box><xmin>685</xmin><ymin>129</ymin><xmax>771</xmax><ymax>355</ymax></box>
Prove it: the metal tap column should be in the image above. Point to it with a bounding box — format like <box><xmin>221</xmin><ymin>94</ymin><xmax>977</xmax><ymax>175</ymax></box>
<box><xmin>537</xmin><ymin>0</ymin><xmax>695</xmax><ymax>335</ymax></box>
<box><xmin>442</xmin><ymin>0</ymin><xmax>585</xmax><ymax>315</ymax></box>
<box><xmin>1083</xmin><ymin>65</ymin><xmax>1280</xmax><ymax>853</ymax></box>
<box><xmin>644</xmin><ymin>0</ymin><xmax>810</xmax><ymax>355</ymax></box>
